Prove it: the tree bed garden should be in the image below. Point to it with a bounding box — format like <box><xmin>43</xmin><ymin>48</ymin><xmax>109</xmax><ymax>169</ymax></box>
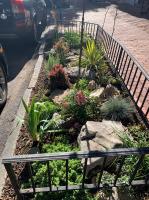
<box><xmin>2</xmin><ymin>30</ymin><xmax>149</xmax><ymax>200</ymax></box>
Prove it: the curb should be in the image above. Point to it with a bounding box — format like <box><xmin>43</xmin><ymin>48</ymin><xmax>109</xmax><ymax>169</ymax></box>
<box><xmin>0</xmin><ymin>42</ymin><xmax>45</xmax><ymax>198</ymax></box>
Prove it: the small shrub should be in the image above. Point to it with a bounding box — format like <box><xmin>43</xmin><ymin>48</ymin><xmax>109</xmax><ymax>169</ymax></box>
<box><xmin>62</xmin><ymin>89</ymin><xmax>100</xmax><ymax>122</ymax></box>
<box><xmin>45</xmin><ymin>54</ymin><xmax>60</xmax><ymax>72</ymax></box>
<box><xmin>108</xmin><ymin>77</ymin><xmax>122</xmax><ymax>88</ymax></box>
<box><xmin>49</xmin><ymin>64</ymin><xmax>71</xmax><ymax>91</ymax></box>
<box><xmin>61</xmin><ymin>90</ymin><xmax>87</xmax><ymax>123</ymax></box>
<box><xmin>75</xmin><ymin>90</ymin><xmax>87</xmax><ymax>106</ymax></box>
<box><xmin>54</xmin><ymin>37</ymin><xmax>69</xmax><ymax>65</ymax></box>
<box><xmin>64</xmin><ymin>31</ymin><xmax>81</xmax><ymax>49</ymax></box>
<box><xmin>100</xmin><ymin>98</ymin><xmax>133</xmax><ymax>122</ymax></box>
<box><xmin>74</xmin><ymin>79</ymin><xmax>89</xmax><ymax>91</ymax></box>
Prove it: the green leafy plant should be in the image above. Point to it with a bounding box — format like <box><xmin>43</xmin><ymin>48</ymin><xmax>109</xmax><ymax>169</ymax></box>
<box><xmin>82</xmin><ymin>39</ymin><xmax>104</xmax><ymax>70</ymax></box>
<box><xmin>74</xmin><ymin>79</ymin><xmax>89</xmax><ymax>91</ymax></box>
<box><xmin>31</xmin><ymin>136</ymin><xmax>80</xmax><ymax>193</ymax></box>
<box><xmin>54</xmin><ymin>37</ymin><xmax>69</xmax><ymax>65</ymax></box>
<box><xmin>45</xmin><ymin>54</ymin><xmax>60</xmax><ymax>72</ymax></box>
<box><xmin>64</xmin><ymin>31</ymin><xmax>89</xmax><ymax>49</ymax></box>
<box><xmin>22</xmin><ymin>99</ymin><xmax>59</xmax><ymax>142</ymax></box>
<box><xmin>118</xmin><ymin>130</ymin><xmax>149</xmax><ymax>183</ymax></box>
<box><xmin>27</xmin><ymin>135</ymin><xmax>97</xmax><ymax>200</ymax></box>
<box><xmin>100</xmin><ymin>98</ymin><xmax>134</xmax><ymax>122</ymax></box>
<box><xmin>64</xmin><ymin>31</ymin><xmax>81</xmax><ymax>49</ymax></box>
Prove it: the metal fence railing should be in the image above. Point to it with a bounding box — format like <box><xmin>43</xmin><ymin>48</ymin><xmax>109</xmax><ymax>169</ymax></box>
<box><xmin>2</xmin><ymin>148</ymin><xmax>149</xmax><ymax>199</ymax></box>
<box><xmin>95</xmin><ymin>25</ymin><xmax>149</xmax><ymax>127</ymax></box>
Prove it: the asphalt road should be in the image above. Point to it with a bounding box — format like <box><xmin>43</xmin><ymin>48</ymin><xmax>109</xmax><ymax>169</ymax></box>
<box><xmin>0</xmin><ymin>38</ymin><xmax>37</xmax><ymax>156</ymax></box>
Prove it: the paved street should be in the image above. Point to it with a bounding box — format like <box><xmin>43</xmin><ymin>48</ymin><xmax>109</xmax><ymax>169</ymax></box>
<box><xmin>0</xmin><ymin>39</ymin><xmax>37</xmax><ymax>156</ymax></box>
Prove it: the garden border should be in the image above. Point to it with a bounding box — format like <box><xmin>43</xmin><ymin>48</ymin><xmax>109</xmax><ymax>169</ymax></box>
<box><xmin>0</xmin><ymin>41</ymin><xmax>46</xmax><ymax>198</ymax></box>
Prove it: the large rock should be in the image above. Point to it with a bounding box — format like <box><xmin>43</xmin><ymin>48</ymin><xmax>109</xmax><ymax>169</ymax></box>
<box><xmin>100</xmin><ymin>84</ymin><xmax>120</xmax><ymax>100</ymax></box>
<box><xmin>89</xmin><ymin>84</ymin><xmax>120</xmax><ymax>101</ymax></box>
<box><xmin>50</xmin><ymin>89</ymin><xmax>71</xmax><ymax>105</ymax></box>
<box><xmin>65</xmin><ymin>67</ymin><xmax>97</xmax><ymax>83</ymax></box>
<box><xmin>90</xmin><ymin>87</ymin><xmax>105</xmax><ymax>99</ymax></box>
<box><xmin>78</xmin><ymin>120</ymin><xmax>125</xmax><ymax>176</ymax></box>
<box><xmin>66</xmin><ymin>55</ymin><xmax>79</xmax><ymax>63</ymax></box>
<box><xmin>64</xmin><ymin>66</ymin><xmax>86</xmax><ymax>83</ymax></box>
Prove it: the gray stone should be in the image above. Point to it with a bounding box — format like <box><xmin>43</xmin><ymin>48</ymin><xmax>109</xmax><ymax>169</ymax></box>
<box><xmin>78</xmin><ymin>120</ymin><xmax>125</xmax><ymax>176</ymax></box>
<box><xmin>78</xmin><ymin>122</ymin><xmax>97</xmax><ymax>142</ymax></box>
<box><xmin>85</xmin><ymin>69</ymin><xmax>96</xmax><ymax>80</ymax></box>
<box><xmin>88</xmin><ymin>80</ymin><xmax>97</xmax><ymax>91</ymax></box>
<box><xmin>100</xmin><ymin>84</ymin><xmax>120</xmax><ymax>100</ymax></box>
<box><xmin>90</xmin><ymin>87</ymin><xmax>105</xmax><ymax>99</ymax></box>
<box><xmin>49</xmin><ymin>48</ymin><xmax>56</xmax><ymax>55</ymax></box>
<box><xmin>52</xmin><ymin>113</ymin><xmax>65</xmax><ymax>127</ymax></box>
<box><xmin>50</xmin><ymin>89</ymin><xmax>71</xmax><ymax>105</ymax></box>
<box><xmin>65</xmin><ymin>67</ymin><xmax>97</xmax><ymax>83</ymax></box>
<box><xmin>89</xmin><ymin>84</ymin><xmax>120</xmax><ymax>101</ymax></box>
<box><xmin>67</xmin><ymin>55</ymin><xmax>79</xmax><ymax>62</ymax></box>
<box><xmin>64</xmin><ymin>67</ymin><xmax>86</xmax><ymax>83</ymax></box>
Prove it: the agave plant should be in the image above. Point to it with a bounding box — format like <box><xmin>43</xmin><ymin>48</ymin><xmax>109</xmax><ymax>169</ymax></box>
<box><xmin>82</xmin><ymin>39</ymin><xmax>104</xmax><ymax>70</ymax></box>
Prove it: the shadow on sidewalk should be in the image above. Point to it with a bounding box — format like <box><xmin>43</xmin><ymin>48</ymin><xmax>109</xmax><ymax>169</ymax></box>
<box><xmin>46</xmin><ymin>0</ymin><xmax>149</xmax><ymax>24</ymax></box>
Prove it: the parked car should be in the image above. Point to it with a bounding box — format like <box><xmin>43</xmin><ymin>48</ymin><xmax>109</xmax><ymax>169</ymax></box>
<box><xmin>0</xmin><ymin>43</ymin><xmax>8</xmax><ymax>107</ymax></box>
<box><xmin>0</xmin><ymin>0</ymin><xmax>47</xmax><ymax>41</ymax></box>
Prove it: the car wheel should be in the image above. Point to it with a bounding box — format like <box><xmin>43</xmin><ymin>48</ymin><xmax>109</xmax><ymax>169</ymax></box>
<box><xmin>0</xmin><ymin>63</ymin><xmax>7</xmax><ymax>107</ymax></box>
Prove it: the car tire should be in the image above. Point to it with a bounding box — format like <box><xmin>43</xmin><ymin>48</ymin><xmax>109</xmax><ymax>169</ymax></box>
<box><xmin>0</xmin><ymin>62</ymin><xmax>7</xmax><ymax>107</ymax></box>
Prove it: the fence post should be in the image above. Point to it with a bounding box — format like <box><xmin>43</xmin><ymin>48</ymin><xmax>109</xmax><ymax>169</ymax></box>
<box><xmin>95</xmin><ymin>25</ymin><xmax>99</xmax><ymax>44</ymax></box>
<box><xmin>116</xmin><ymin>47</ymin><xmax>123</xmax><ymax>70</ymax></box>
<box><xmin>4</xmin><ymin>163</ymin><xmax>23</xmax><ymax>200</ymax></box>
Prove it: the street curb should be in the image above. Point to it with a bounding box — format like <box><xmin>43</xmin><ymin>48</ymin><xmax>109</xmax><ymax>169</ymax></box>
<box><xmin>0</xmin><ymin>42</ymin><xmax>45</xmax><ymax>198</ymax></box>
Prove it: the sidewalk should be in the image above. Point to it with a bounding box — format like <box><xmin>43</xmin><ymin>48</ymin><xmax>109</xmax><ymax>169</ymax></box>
<box><xmin>61</xmin><ymin>0</ymin><xmax>149</xmax><ymax>73</ymax></box>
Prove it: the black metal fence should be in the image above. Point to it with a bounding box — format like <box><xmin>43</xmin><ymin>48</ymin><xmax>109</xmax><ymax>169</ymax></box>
<box><xmin>56</xmin><ymin>20</ymin><xmax>149</xmax><ymax>126</ymax></box>
<box><xmin>2</xmin><ymin>148</ymin><xmax>149</xmax><ymax>199</ymax></box>
<box><xmin>96</xmin><ymin>26</ymin><xmax>149</xmax><ymax>127</ymax></box>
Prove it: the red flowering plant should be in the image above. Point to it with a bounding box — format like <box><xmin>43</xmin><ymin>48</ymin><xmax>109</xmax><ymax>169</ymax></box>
<box><xmin>49</xmin><ymin>64</ymin><xmax>71</xmax><ymax>91</ymax></box>
<box><xmin>74</xmin><ymin>90</ymin><xmax>87</xmax><ymax>106</ymax></box>
<box><xmin>61</xmin><ymin>90</ymin><xmax>89</xmax><ymax>123</ymax></box>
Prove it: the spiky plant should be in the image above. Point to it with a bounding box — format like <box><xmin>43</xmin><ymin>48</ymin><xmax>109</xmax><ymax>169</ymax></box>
<box><xmin>82</xmin><ymin>39</ymin><xmax>104</xmax><ymax>69</ymax></box>
<box><xmin>100</xmin><ymin>98</ymin><xmax>133</xmax><ymax>121</ymax></box>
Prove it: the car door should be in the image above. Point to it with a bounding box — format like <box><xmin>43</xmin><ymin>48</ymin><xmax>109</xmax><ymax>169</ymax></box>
<box><xmin>0</xmin><ymin>0</ymin><xmax>15</xmax><ymax>34</ymax></box>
